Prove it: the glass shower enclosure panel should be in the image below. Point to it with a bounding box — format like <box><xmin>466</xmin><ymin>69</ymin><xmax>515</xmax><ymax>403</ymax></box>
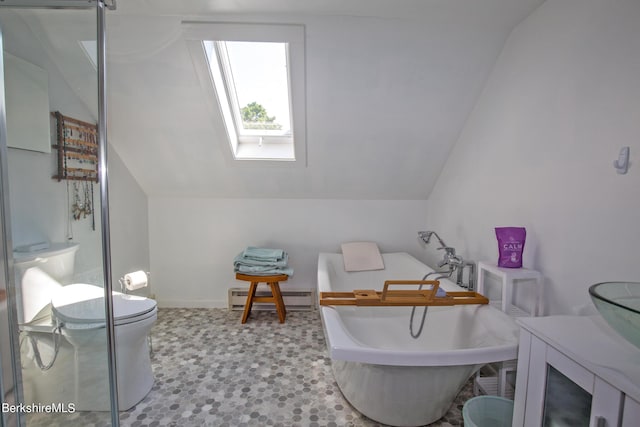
<box><xmin>0</xmin><ymin>5</ymin><xmax>116</xmax><ymax>426</ymax></box>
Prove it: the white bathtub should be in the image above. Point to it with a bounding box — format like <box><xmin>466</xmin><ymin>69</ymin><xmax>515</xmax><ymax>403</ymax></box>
<box><xmin>317</xmin><ymin>252</ymin><xmax>519</xmax><ymax>426</ymax></box>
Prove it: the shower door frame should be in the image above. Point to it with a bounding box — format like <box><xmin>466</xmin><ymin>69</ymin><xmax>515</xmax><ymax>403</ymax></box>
<box><xmin>0</xmin><ymin>1</ymin><xmax>120</xmax><ymax>426</ymax></box>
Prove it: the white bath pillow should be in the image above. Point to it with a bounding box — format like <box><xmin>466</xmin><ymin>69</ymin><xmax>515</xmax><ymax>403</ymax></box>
<box><xmin>341</xmin><ymin>241</ymin><xmax>385</xmax><ymax>272</ymax></box>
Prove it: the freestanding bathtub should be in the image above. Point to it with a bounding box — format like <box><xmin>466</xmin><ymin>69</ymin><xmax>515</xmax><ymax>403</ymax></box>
<box><xmin>317</xmin><ymin>252</ymin><xmax>519</xmax><ymax>426</ymax></box>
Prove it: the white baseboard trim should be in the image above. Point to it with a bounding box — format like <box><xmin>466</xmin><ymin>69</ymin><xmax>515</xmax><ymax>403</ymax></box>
<box><xmin>227</xmin><ymin>287</ymin><xmax>316</xmax><ymax>311</ymax></box>
<box><xmin>157</xmin><ymin>299</ymin><xmax>228</xmax><ymax>309</ymax></box>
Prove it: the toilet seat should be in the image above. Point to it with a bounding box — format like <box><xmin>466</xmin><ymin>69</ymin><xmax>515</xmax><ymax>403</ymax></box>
<box><xmin>51</xmin><ymin>283</ymin><xmax>157</xmax><ymax>329</ymax></box>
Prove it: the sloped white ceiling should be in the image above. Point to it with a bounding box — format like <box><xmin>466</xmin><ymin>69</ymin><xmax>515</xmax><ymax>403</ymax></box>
<box><xmin>23</xmin><ymin>0</ymin><xmax>545</xmax><ymax>199</ymax></box>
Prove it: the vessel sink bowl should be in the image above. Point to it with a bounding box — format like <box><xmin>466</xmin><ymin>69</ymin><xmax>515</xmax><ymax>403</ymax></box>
<box><xmin>589</xmin><ymin>282</ymin><xmax>640</xmax><ymax>350</ymax></box>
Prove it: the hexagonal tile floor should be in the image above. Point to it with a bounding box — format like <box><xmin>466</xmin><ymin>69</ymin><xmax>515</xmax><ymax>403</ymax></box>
<box><xmin>27</xmin><ymin>308</ymin><xmax>472</xmax><ymax>426</ymax></box>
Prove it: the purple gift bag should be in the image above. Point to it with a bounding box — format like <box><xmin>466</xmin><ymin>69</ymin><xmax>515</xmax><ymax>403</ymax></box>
<box><xmin>495</xmin><ymin>227</ymin><xmax>526</xmax><ymax>268</ymax></box>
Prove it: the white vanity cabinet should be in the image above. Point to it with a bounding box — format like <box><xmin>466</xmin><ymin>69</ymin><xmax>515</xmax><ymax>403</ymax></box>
<box><xmin>622</xmin><ymin>396</ymin><xmax>640</xmax><ymax>427</ymax></box>
<box><xmin>513</xmin><ymin>316</ymin><xmax>640</xmax><ymax>427</ymax></box>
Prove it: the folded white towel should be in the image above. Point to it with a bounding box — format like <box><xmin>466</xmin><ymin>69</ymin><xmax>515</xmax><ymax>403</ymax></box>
<box><xmin>341</xmin><ymin>241</ymin><xmax>385</xmax><ymax>272</ymax></box>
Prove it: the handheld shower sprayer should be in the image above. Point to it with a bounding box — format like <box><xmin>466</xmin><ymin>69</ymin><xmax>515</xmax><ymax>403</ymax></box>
<box><xmin>417</xmin><ymin>231</ymin><xmax>447</xmax><ymax>248</ymax></box>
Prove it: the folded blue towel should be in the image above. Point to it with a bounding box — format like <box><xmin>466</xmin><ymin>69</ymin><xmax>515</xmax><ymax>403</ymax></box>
<box><xmin>235</xmin><ymin>265</ymin><xmax>294</xmax><ymax>277</ymax></box>
<box><xmin>233</xmin><ymin>247</ymin><xmax>293</xmax><ymax>277</ymax></box>
<box><xmin>234</xmin><ymin>252</ymin><xmax>289</xmax><ymax>268</ymax></box>
<box><xmin>436</xmin><ymin>287</ymin><xmax>447</xmax><ymax>298</ymax></box>
<box><xmin>242</xmin><ymin>247</ymin><xmax>285</xmax><ymax>262</ymax></box>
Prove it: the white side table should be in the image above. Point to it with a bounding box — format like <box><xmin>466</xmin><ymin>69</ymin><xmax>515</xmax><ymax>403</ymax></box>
<box><xmin>477</xmin><ymin>261</ymin><xmax>543</xmax><ymax>317</ymax></box>
<box><xmin>474</xmin><ymin>262</ymin><xmax>543</xmax><ymax>399</ymax></box>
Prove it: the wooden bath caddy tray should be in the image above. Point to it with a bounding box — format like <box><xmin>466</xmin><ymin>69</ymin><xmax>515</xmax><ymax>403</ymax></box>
<box><xmin>319</xmin><ymin>280</ymin><xmax>489</xmax><ymax>307</ymax></box>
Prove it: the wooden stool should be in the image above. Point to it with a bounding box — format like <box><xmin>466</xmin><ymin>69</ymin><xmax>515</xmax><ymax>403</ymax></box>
<box><xmin>236</xmin><ymin>273</ymin><xmax>288</xmax><ymax>324</ymax></box>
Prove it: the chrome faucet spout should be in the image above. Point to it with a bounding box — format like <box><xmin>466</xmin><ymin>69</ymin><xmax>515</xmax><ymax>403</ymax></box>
<box><xmin>437</xmin><ymin>246</ymin><xmax>463</xmax><ymax>269</ymax></box>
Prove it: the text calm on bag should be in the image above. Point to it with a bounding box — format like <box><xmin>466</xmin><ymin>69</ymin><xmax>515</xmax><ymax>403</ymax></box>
<box><xmin>495</xmin><ymin>227</ymin><xmax>526</xmax><ymax>268</ymax></box>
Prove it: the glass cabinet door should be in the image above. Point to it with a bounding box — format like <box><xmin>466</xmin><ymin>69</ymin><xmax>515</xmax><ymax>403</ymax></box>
<box><xmin>516</xmin><ymin>332</ymin><xmax>623</xmax><ymax>427</ymax></box>
<box><xmin>543</xmin><ymin>365</ymin><xmax>592</xmax><ymax>426</ymax></box>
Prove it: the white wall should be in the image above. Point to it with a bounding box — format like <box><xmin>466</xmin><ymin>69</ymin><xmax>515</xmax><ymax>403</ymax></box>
<box><xmin>426</xmin><ymin>0</ymin><xmax>640</xmax><ymax>314</ymax></box>
<box><xmin>149</xmin><ymin>198</ymin><xmax>428</xmax><ymax>307</ymax></box>
<box><xmin>7</xmin><ymin>145</ymin><xmax>147</xmax><ymax>290</ymax></box>
<box><xmin>7</xmin><ymin>149</ymin><xmax>103</xmax><ymax>280</ymax></box>
<box><xmin>3</xmin><ymin>11</ymin><xmax>149</xmax><ymax>288</ymax></box>
<box><xmin>2</xmin><ymin>10</ymin><xmax>103</xmax><ymax>279</ymax></box>
<box><xmin>107</xmin><ymin>144</ymin><xmax>150</xmax><ymax>295</ymax></box>
<box><xmin>105</xmin><ymin>3</ymin><xmax>542</xmax><ymax>200</ymax></box>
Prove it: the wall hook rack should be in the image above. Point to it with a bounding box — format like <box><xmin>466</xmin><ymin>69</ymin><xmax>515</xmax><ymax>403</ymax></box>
<box><xmin>52</xmin><ymin>111</ymin><xmax>99</xmax><ymax>182</ymax></box>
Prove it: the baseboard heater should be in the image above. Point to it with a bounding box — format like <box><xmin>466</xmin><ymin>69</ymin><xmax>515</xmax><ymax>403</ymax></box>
<box><xmin>228</xmin><ymin>287</ymin><xmax>316</xmax><ymax>311</ymax></box>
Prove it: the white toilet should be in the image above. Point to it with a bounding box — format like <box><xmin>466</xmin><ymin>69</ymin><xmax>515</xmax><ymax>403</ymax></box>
<box><xmin>13</xmin><ymin>242</ymin><xmax>157</xmax><ymax>410</ymax></box>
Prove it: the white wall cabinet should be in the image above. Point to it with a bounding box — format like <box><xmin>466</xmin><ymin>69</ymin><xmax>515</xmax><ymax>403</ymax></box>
<box><xmin>513</xmin><ymin>316</ymin><xmax>640</xmax><ymax>427</ymax></box>
<box><xmin>4</xmin><ymin>52</ymin><xmax>51</xmax><ymax>153</ymax></box>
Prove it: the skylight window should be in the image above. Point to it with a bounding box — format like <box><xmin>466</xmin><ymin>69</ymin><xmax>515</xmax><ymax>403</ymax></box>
<box><xmin>184</xmin><ymin>22</ymin><xmax>306</xmax><ymax>165</ymax></box>
<box><xmin>204</xmin><ymin>41</ymin><xmax>293</xmax><ymax>159</ymax></box>
<box><xmin>223</xmin><ymin>41</ymin><xmax>291</xmax><ymax>136</ymax></box>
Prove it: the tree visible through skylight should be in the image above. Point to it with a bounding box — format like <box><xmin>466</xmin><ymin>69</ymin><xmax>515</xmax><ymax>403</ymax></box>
<box><xmin>223</xmin><ymin>41</ymin><xmax>291</xmax><ymax>136</ymax></box>
<box><xmin>241</xmin><ymin>102</ymin><xmax>281</xmax><ymax>130</ymax></box>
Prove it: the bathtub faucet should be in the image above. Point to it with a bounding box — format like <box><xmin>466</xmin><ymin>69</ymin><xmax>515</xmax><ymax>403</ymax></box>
<box><xmin>418</xmin><ymin>231</ymin><xmax>460</xmax><ymax>273</ymax></box>
<box><xmin>437</xmin><ymin>248</ymin><xmax>476</xmax><ymax>290</ymax></box>
<box><xmin>437</xmin><ymin>254</ymin><xmax>476</xmax><ymax>290</ymax></box>
<box><xmin>421</xmin><ymin>247</ymin><xmax>461</xmax><ymax>279</ymax></box>
<box><xmin>437</xmin><ymin>246</ymin><xmax>462</xmax><ymax>268</ymax></box>
<box><xmin>418</xmin><ymin>231</ymin><xmax>475</xmax><ymax>289</ymax></box>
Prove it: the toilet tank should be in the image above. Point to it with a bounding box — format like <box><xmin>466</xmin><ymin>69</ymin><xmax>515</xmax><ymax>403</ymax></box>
<box><xmin>13</xmin><ymin>243</ymin><xmax>79</xmax><ymax>324</ymax></box>
<box><xmin>13</xmin><ymin>242</ymin><xmax>79</xmax><ymax>283</ymax></box>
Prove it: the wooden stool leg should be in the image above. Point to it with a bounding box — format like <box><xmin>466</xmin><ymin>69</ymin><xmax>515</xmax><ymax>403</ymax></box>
<box><xmin>269</xmin><ymin>282</ymin><xmax>286</xmax><ymax>323</ymax></box>
<box><xmin>241</xmin><ymin>282</ymin><xmax>258</xmax><ymax>324</ymax></box>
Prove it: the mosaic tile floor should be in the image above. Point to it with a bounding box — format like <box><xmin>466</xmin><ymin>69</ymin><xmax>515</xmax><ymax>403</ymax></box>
<box><xmin>27</xmin><ymin>308</ymin><xmax>473</xmax><ymax>426</ymax></box>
